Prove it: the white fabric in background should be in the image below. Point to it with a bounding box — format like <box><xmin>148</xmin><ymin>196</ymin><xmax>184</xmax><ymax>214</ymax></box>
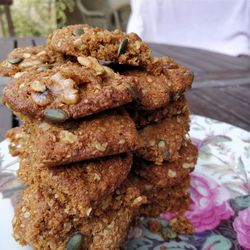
<box><xmin>127</xmin><ymin>0</ymin><xmax>250</xmax><ymax>56</ymax></box>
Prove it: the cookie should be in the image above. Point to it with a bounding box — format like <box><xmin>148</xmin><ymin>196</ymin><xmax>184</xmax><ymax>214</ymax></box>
<box><xmin>136</xmin><ymin>113</ymin><xmax>190</xmax><ymax>164</ymax></box>
<box><xmin>121</xmin><ymin>57</ymin><xmax>193</xmax><ymax>110</ymax></box>
<box><xmin>17</xmin><ymin>153</ymin><xmax>133</xmax><ymax>218</ymax></box>
<box><xmin>0</xmin><ymin>45</ymin><xmax>65</xmax><ymax>77</ymax></box>
<box><xmin>127</xmin><ymin>95</ymin><xmax>188</xmax><ymax>128</ymax></box>
<box><xmin>7</xmin><ymin>110</ymin><xmax>137</xmax><ymax>166</ymax></box>
<box><xmin>48</xmin><ymin>24</ymin><xmax>152</xmax><ymax>68</ymax></box>
<box><xmin>13</xmin><ymin>182</ymin><xmax>146</xmax><ymax>250</ymax></box>
<box><xmin>130</xmin><ymin>174</ymin><xmax>191</xmax><ymax>217</ymax></box>
<box><xmin>2</xmin><ymin>61</ymin><xmax>134</xmax><ymax>120</ymax></box>
<box><xmin>134</xmin><ymin>140</ymin><xmax>198</xmax><ymax>188</ymax></box>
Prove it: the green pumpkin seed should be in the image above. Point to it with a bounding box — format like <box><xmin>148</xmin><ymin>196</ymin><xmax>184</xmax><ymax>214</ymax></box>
<box><xmin>157</xmin><ymin>139</ymin><xmax>166</xmax><ymax>148</ymax></box>
<box><xmin>73</xmin><ymin>28</ymin><xmax>84</xmax><ymax>36</ymax></box>
<box><xmin>44</xmin><ymin>109</ymin><xmax>68</xmax><ymax>123</ymax></box>
<box><xmin>37</xmin><ymin>65</ymin><xmax>53</xmax><ymax>72</ymax></box>
<box><xmin>117</xmin><ymin>38</ymin><xmax>128</xmax><ymax>56</ymax></box>
<box><xmin>66</xmin><ymin>232</ymin><xmax>84</xmax><ymax>250</ymax></box>
<box><xmin>8</xmin><ymin>57</ymin><xmax>23</xmax><ymax>64</ymax></box>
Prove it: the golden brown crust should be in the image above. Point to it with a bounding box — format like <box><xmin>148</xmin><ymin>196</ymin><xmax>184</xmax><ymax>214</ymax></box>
<box><xmin>2</xmin><ymin>61</ymin><xmax>133</xmax><ymax>120</ymax></box>
<box><xmin>127</xmin><ymin>95</ymin><xmax>189</xmax><ymax>128</ymax></box>
<box><xmin>18</xmin><ymin>153</ymin><xmax>133</xmax><ymax>218</ymax></box>
<box><xmin>136</xmin><ymin>113</ymin><xmax>190</xmax><ymax>164</ymax></box>
<box><xmin>13</xmin><ymin>182</ymin><xmax>146</xmax><ymax>250</ymax></box>
<box><xmin>134</xmin><ymin>140</ymin><xmax>198</xmax><ymax>188</ymax></box>
<box><xmin>10</xmin><ymin>110</ymin><xmax>137</xmax><ymax>166</ymax></box>
<box><xmin>48</xmin><ymin>24</ymin><xmax>152</xmax><ymax>68</ymax></box>
<box><xmin>0</xmin><ymin>45</ymin><xmax>66</xmax><ymax>77</ymax></box>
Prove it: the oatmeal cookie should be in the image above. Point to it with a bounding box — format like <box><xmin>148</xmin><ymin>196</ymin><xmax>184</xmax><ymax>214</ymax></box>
<box><xmin>7</xmin><ymin>110</ymin><xmax>137</xmax><ymax>166</ymax></box>
<box><xmin>13</xmin><ymin>181</ymin><xmax>146</xmax><ymax>250</ymax></box>
<box><xmin>17</xmin><ymin>153</ymin><xmax>132</xmax><ymax>218</ymax></box>
<box><xmin>136</xmin><ymin>113</ymin><xmax>190</xmax><ymax>164</ymax></box>
<box><xmin>2</xmin><ymin>61</ymin><xmax>134</xmax><ymax>120</ymax></box>
<box><xmin>130</xmin><ymin>174</ymin><xmax>191</xmax><ymax>217</ymax></box>
<box><xmin>48</xmin><ymin>24</ymin><xmax>152</xmax><ymax>68</ymax></box>
<box><xmin>127</xmin><ymin>95</ymin><xmax>188</xmax><ymax>128</ymax></box>
<box><xmin>134</xmin><ymin>140</ymin><xmax>198</xmax><ymax>188</ymax></box>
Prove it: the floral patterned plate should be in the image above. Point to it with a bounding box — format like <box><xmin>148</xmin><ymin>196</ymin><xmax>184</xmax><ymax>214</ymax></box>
<box><xmin>0</xmin><ymin>115</ymin><xmax>250</xmax><ymax>250</ymax></box>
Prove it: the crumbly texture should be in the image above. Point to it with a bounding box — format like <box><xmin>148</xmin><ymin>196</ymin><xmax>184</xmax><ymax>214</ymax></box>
<box><xmin>134</xmin><ymin>140</ymin><xmax>198</xmax><ymax>189</ymax></box>
<box><xmin>0</xmin><ymin>45</ymin><xmax>65</xmax><ymax>77</ymax></box>
<box><xmin>130</xmin><ymin>174</ymin><xmax>191</xmax><ymax>217</ymax></box>
<box><xmin>13</xmin><ymin>182</ymin><xmax>147</xmax><ymax>250</ymax></box>
<box><xmin>9</xmin><ymin>110</ymin><xmax>137</xmax><ymax>166</ymax></box>
<box><xmin>121</xmin><ymin>57</ymin><xmax>193</xmax><ymax>110</ymax></box>
<box><xmin>17</xmin><ymin>153</ymin><xmax>132</xmax><ymax>218</ymax></box>
<box><xmin>2</xmin><ymin>61</ymin><xmax>134</xmax><ymax>120</ymax></box>
<box><xmin>48</xmin><ymin>24</ymin><xmax>152</xmax><ymax>68</ymax></box>
<box><xmin>136</xmin><ymin>113</ymin><xmax>190</xmax><ymax>164</ymax></box>
<box><xmin>127</xmin><ymin>95</ymin><xmax>188</xmax><ymax>128</ymax></box>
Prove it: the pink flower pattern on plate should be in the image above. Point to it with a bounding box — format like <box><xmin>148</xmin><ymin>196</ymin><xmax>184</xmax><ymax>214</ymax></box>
<box><xmin>184</xmin><ymin>172</ymin><xmax>234</xmax><ymax>233</ymax></box>
<box><xmin>233</xmin><ymin>207</ymin><xmax>250</xmax><ymax>250</ymax></box>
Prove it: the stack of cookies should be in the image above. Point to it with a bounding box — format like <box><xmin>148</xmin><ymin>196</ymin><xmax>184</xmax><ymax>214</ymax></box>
<box><xmin>0</xmin><ymin>24</ymin><xmax>198</xmax><ymax>250</ymax></box>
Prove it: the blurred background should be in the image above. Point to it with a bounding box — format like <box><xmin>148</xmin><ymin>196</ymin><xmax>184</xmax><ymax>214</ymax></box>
<box><xmin>0</xmin><ymin>0</ymin><xmax>131</xmax><ymax>37</ymax></box>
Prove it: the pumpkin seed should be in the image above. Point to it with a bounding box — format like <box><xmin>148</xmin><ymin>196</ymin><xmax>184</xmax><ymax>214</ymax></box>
<box><xmin>65</xmin><ymin>232</ymin><xmax>84</xmax><ymax>250</ymax></box>
<box><xmin>44</xmin><ymin>109</ymin><xmax>68</xmax><ymax>123</ymax></box>
<box><xmin>8</xmin><ymin>58</ymin><xmax>23</xmax><ymax>64</ymax></box>
<box><xmin>37</xmin><ymin>65</ymin><xmax>53</xmax><ymax>72</ymax></box>
<box><xmin>73</xmin><ymin>28</ymin><xmax>84</xmax><ymax>36</ymax></box>
<box><xmin>117</xmin><ymin>38</ymin><xmax>128</xmax><ymax>56</ymax></box>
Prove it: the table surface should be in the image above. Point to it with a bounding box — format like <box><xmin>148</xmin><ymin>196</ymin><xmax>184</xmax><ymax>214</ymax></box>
<box><xmin>0</xmin><ymin>37</ymin><xmax>250</xmax><ymax>140</ymax></box>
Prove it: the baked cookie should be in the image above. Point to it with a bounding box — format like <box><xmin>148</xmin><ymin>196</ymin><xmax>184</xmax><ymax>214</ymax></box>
<box><xmin>2</xmin><ymin>60</ymin><xmax>134</xmax><ymax>120</ymax></box>
<box><xmin>48</xmin><ymin>24</ymin><xmax>152</xmax><ymax>68</ymax></box>
<box><xmin>136</xmin><ymin>113</ymin><xmax>190</xmax><ymax>164</ymax></box>
<box><xmin>127</xmin><ymin>95</ymin><xmax>188</xmax><ymax>128</ymax></box>
<box><xmin>13</xmin><ymin>182</ymin><xmax>146</xmax><ymax>250</ymax></box>
<box><xmin>134</xmin><ymin>140</ymin><xmax>198</xmax><ymax>188</ymax></box>
<box><xmin>0</xmin><ymin>45</ymin><xmax>65</xmax><ymax>77</ymax></box>
<box><xmin>130</xmin><ymin>174</ymin><xmax>191</xmax><ymax>217</ymax></box>
<box><xmin>121</xmin><ymin>57</ymin><xmax>193</xmax><ymax>110</ymax></box>
<box><xmin>7</xmin><ymin>110</ymin><xmax>137</xmax><ymax>166</ymax></box>
<box><xmin>17</xmin><ymin>153</ymin><xmax>132</xmax><ymax>218</ymax></box>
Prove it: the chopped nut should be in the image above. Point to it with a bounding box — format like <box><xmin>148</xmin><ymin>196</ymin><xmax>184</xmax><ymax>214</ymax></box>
<box><xmin>118</xmin><ymin>139</ymin><xmax>125</xmax><ymax>144</ymax></box>
<box><xmin>31</xmin><ymin>91</ymin><xmax>52</xmax><ymax>106</ymax></box>
<box><xmin>168</xmin><ymin>169</ymin><xmax>177</xmax><ymax>178</ymax></box>
<box><xmin>19</xmin><ymin>60</ymin><xmax>41</xmax><ymax>68</ymax></box>
<box><xmin>77</xmin><ymin>56</ymin><xmax>104</xmax><ymax>75</ymax></box>
<box><xmin>73</xmin><ymin>38</ymin><xmax>83</xmax><ymax>47</ymax></box>
<box><xmin>14</xmin><ymin>72</ymin><xmax>25</xmax><ymax>79</ymax></box>
<box><xmin>103</xmin><ymin>66</ymin><xmax>115</xmax><ymax>77</ymax></box>
<box><xmin>36</xmin><ymin>50</ymin><xmax>47</xmax><ymax>56</ymax></box>
<box><xmin>59</xmin><ymin>130</ymin><xmax>78</xmax><ymax>144</ymax></box>
<box><xmin>50</xmin><ymin>72</ymin><xmax>79</xmax><ymax>105</ymax></box>
<box><xmin>30</xmin><ymin>80</ymin><xmax>46</xmax><ymax>92</ymax></box>
<box><xmin>95</xmin><ymin>142</ymin><xmax>108</xmax><ymax>152</ymax></box>
<box><xmin>23</xmin><ymin>53</ymin><xmax>31</xmax><ymax>58</ymax></box>
<box><xmin>182</xmin><ymin>163</ymin><xmax>194</xmax><ymax>169</ymax></box>
<box><xmin>135</xmin><ymin>40</ymin><xmax>141</xmax><ymax>50</ymax></box>
<box><xmin>38</xmin><ymin>122</ymin><xmax>51</xmax><ymax>132</ymax></box>
<box><xmin>23</xmin><ymin>211</ymin><xmax>30</xmax><ymax>218</ymax></box>
<box><xmin>86</xmin><ymin>207</ymin><xmax>92</xmax><ymax>216</ymax></box>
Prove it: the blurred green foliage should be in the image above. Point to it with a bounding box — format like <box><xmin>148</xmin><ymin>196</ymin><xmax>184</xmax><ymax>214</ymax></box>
<box><xmin>0</xmin><ymin>0</ymin><xmax>74</xmax><ymax>37</ymax></box>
